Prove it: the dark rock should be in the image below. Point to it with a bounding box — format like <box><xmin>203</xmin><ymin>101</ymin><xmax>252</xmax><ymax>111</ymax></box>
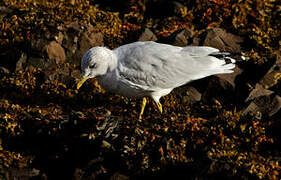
<box><xmin>202</xmin><ymin>28</ymin><xmax>243</xmax><ymax>53</ymax></box>
<box><xmin>8</xmin><ymin>168</ymin><xmax>40</xmax><ymax>180</ymax></box>
<box><xmin>45</xmin><ymin>41</ymin><xmax>66</xmax><ymax>64</ymax></box>
<box><xmin>0</xmin><ymin>66</ymin><xmax>10</xmax><ymax>78</ymax></box>
<box><xmin>191</xmin><ymin>37</ymin><xmax>200</xmax><ymax>46</ymax></box>
<box><xmin>24</xmin><ymin>37</ymin><xmax>76</xmax><ymax>82</ymax></box>
<box><xmin>26</xmin><ymin>57</ymin><xmax>46</xmax><ymax>69</ymax></box>
<box><xmin>110</xmin><ymin>172</ymin><xmax>129</xmax><ymax>180</ymax></box>
<box><xmin>64</xmin><ymin>23</ymin><xmax>104</xmax><ymax>66</ymax></box>
<box><xmin>172</xmin><ymin>29</ymin><xmax>194</xmax><ymax>47</ymax></box>
<box><xmin>30</xmin><ymin>38</ymin><xmax>49</xmax><ymax>56</ymax></box>
<box><xmin>182</xmin><ymin>86</ymin><xmax>202</xmax><ymax>104</ymax></box>
<box><xmin>63</xmin><ymin>33</ymin><xmax>79</xmax><ymax>65</ymax></box>
<box><xmin>138</xmin><ymin>28</ymin><xmax>158</xmax><ymax>42</ymax></box>
<box><xmin>62</xmin><ymin>22</ymin><xmax>85</xmax><ymax>63</ymax></box>
<box><xmin>242</xmin><ymin>102</ymin><xmax>262</xmax><ymax>118</ymax></box>
<box><xmin>243</xmin><ymin>94</ymin><xmax>281</xmax><ymax>117</ymax></box>
<box><xmin>63</xmin><ymin>33</ymin><xmax>78</xmax><ymax>54</ymax></box>
<box><xmin>245</xmin><ymin>84</ymin><xmax>274</xmax><ymax>102</ymax></box>
<box><xmin>202</xmin><ymin>76</ymin><xmax>234</xmax><ymax>105</ymax></box>
<box><xmin>79</xmin><ymin>31</ymin><xmax>104</xmax><ymax>52</ymax></box>
<box><xmin>201</xmin><ymin>66</ymin><xmax>243</xmax><ymax>105</ymax></box>
<box><xmin>15</xmin><ymin>53</ymin><xmax>28</xmax><ymax>72</ymax></box>
<box><xmin>66</xmin><ymin>21</ymin><xmax>81</xmax><ymax>32</ymax></box>
<box><xmin>259</xmin><ymin>54</ymin><xmax>281</xmax><ymax>90</ymax></box>
<box><xmin>216</xmin><ymin>66</ymin><xmax>243</xmax><ymax>88</ymax></box>
<box><xmin>268</xmin><ymin>95</ymin><xmax>281</xmax><ymax>117</ymax></box>
<box><xmin>0</xmin><ymin>48</ymin><xmax>22</xmax><ymax>72</ymax></box>
<box><xmin>73</xmin><ymin>31</ymin><xmax>104</xmax><ymax>66</ymax></box>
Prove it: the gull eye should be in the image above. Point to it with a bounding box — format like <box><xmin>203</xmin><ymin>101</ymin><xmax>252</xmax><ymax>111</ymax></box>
<box><xmin>89</xmin><ymin>63</ymin><xmax>97</xmax><ymax>69</ymax></box>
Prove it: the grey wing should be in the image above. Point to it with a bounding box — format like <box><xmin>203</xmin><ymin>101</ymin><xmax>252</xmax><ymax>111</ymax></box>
<box><xmin>115</xmin><ymin>41</ymin><xmax>234</xmax><ymax>91</ymax></box>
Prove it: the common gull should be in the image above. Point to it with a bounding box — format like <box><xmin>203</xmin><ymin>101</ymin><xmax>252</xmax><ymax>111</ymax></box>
<box><xmin>77</xmin><ymin>41</ymin><xmax>244</xmax><ymax>119</ymax></box>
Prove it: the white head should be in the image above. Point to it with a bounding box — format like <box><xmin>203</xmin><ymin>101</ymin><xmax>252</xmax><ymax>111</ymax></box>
<box><xmin>77</xmin><ymin>46</ymin><xmax>115</xmax><ymax>89</ymax></box>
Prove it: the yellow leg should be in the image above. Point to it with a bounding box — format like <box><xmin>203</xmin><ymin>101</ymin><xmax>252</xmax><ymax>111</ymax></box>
<box><xmin>139</xmin><ymin>97</ymin><xmax>147</xmax><ymax>120</ymax></box>
<box><xmin>156</xmin><ymin>102</ymin><xmax>163</xmax><ymax>113</ymax></box>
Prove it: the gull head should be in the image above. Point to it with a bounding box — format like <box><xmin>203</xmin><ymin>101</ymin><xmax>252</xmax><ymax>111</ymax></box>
<box><xmin>77</xmin><ymin>47</ymin><xmax>112</xmax><ymax>90</ymax></box>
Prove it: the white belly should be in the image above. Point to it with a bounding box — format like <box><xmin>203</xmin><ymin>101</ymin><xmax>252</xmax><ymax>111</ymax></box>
<box><xmin>97</xmin><ymin>74</ymin><xmax>150</xmax><ymax>98</ymax></box>
<box><xmin>97</xmin><ymin>72</ymin><xmax>172</xmax><ymax>99</ymax></box>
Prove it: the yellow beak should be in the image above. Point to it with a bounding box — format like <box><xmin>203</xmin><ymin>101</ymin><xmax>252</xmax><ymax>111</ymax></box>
<box><xmin>76</xmin><ymin>76</ymin><xmax>89</xmax><ymax>90</ymax></box>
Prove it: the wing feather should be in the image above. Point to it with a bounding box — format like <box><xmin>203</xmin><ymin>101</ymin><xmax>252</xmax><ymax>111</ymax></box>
<box><xmin>114</xmin><ymin>41</ymin><xmax>234</xmax><ymax>90</ymax></box>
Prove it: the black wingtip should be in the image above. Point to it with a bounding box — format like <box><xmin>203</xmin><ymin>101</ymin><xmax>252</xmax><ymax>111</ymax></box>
<box><xmin>210</xmin><ymin>51</ymin><xmax>246</xmax><ymax>63</ymax></box>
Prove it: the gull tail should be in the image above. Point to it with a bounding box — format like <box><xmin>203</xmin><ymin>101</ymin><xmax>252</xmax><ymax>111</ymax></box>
<box><xmin>210</xmin><ymin>51</ymin><xmax>246</xmax><ymax>64</ymax></box>
<box><xmin>182</xmin><ymin>46</ymin><xmax>245</xmax><ymax>80</ymax></box>
<box><xmin>197</xmin><ymin>51</ymin><xmax>244</xmax><ymax>76</ymax></box>
<box><xmin>209</xmin><ymin>51</ymin><xmax>245</xmax><ymax>73</ymax></box>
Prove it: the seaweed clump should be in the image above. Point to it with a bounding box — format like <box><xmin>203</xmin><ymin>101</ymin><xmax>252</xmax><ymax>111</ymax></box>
<box><xmin>0</xmin><ymin>67</ymin><xmax>280</xmax><ymax>179</ymax></box>
<box><xmin>0</xmin><ymin>0</ymin><xmax>123</xmax><ymax>48</ymax></box>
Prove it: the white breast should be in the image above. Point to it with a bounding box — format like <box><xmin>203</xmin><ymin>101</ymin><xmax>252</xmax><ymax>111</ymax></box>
<box><xmin>97</xmin><ymin>70</ymin><xmax>151</xmax><ymax>98</ymax></box>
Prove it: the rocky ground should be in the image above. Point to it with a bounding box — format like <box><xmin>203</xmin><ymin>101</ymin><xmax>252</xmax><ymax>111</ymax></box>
<box><xmin>0</xmin><ymin>0</ymin><xmax>280</xmax><ymax>179</ymax></box>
